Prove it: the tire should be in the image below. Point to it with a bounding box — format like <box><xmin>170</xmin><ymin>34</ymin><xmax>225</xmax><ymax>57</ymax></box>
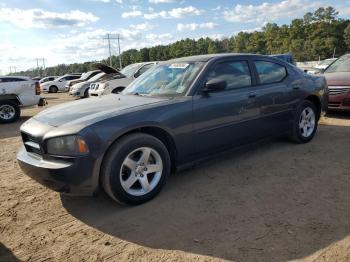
<box><xmin>101</xmin><ymin>133</ymin><xmax>171</xmax><ymax>205</ymax></box>
<box><xmin>289</xmin><ymin>100</ymin><xmax>318</xmax><ymax>143</ymax></box>
<box><xmin>49</xmin><ymin>86</ymin><xmax>58</xmax><ymax>93</ymax></box>
<box><xmin>83</xmin><ymin>88</ymin><xmax>89</xmax><ymax>98</ymax></box>
<box><xmin>0</xmin><ymin>100</ymin><xmax>20</xmax><ymax>123</ymax></box>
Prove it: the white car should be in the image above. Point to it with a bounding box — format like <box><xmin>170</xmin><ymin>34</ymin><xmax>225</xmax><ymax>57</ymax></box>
<box><xmin>39</xmin><ymin>76</ymin><xmax>58</xmax><ymax>84</ymax></box>
<box><xmin>69</xmin><ymin>72</ymin><xmax>105</xmax><ymax>98</ymax></box>
<box><xmin>89</xmin><ymin>62</ymin><xmax>157</xmax><ymax>97</ymax></box>
<box><xmin>0</xmin><ymin>76</ymin><xmax>45</xmax><ymax>123</ymax></box>
<box><xmin>41</xmin><ymin>74</ymin><xmax>81</xmax><ymax>93</ymax></box>
<box><xmin>65</xmin><ymin>70</ymin><xmax>101</xmax><ymax>91</ymax></box>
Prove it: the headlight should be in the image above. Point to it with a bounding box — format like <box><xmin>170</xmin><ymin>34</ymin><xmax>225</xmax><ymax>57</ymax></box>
<box><xmin>46</xmin><ymin>136</ymin><xmax>89</xmax><ymax>156</ymax></box>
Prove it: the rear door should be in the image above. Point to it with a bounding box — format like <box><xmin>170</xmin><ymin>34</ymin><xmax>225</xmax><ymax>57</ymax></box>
<box><xmin>250</xmin><ymin>60</ymin><xmax>290</xmax><ymax>136</ymax></box>
<box><xmin>192</xmin><ymin>59</ymin><xmax>261</xmax><ymax>156</ymax></box>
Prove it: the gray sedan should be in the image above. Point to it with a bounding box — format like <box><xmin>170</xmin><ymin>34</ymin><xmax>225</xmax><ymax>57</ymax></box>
<box><xmin>17</xmin><ymin>54</ymin><xmax>328</xmax><ymax>205</ymax></box>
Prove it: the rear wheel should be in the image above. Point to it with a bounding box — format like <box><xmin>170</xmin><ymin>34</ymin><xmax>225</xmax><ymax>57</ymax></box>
<box><xmin>101</xmin><ymin>133</ymin><xmax>171</xmax><ymax>205</ymax></box>
<box><xmin>49</xmin><ymin>86</ymin><xmax>58</xmax><ymax>93</ymax></box>
<box><xmin>289</xmin><ymin>100</ymin><xmax>318</xmax><ymax>143</ymax></box>
<box><xmin>0</xmin><ymin>100</ymin><xmax>20</xmax><ymax>123</ymax></box>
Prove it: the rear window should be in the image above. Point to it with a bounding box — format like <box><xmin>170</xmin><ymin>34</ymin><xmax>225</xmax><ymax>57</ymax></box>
<box><xmin>254</xmin><ymin>61</ymin><xmax>287</xmax><ymax>84</ymax></box>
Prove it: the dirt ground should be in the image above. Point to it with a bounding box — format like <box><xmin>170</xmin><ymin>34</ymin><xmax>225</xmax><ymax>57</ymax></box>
<box><xmin>0</xmin><ymin>93</ymin><xmax>350</xmax><ymax>262</ymax></box>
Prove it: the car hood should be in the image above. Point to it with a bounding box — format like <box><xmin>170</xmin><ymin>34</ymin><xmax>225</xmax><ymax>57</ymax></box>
<box><xmin>33</xmin><ymin>94</ymin><xmax>168</xmax><ymax>127</ymax></box>
<box><xmin>324</xmin><ymin>72</ymin><xmax>350</xmax><ymax>86</ymax></box>
<box><xmin>72</xmin><ymin>81</ymin><xmax>89</xmax><ymax>89</ymax></box>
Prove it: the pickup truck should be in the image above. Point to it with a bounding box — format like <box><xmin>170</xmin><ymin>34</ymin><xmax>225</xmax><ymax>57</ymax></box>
<box><xmin>0</xmin><ymin>76</ymin><xmax>45</xmax><ymax>123</ymax></box>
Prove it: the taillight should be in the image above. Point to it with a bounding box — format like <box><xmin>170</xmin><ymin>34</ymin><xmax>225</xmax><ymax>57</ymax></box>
<box><xmin>35</xmin><ymin>82</ymin><xmax>41</xmax><ymax>95</ymax></box>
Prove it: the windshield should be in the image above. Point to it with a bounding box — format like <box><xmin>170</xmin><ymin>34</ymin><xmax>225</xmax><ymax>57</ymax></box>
<box><xmin>122</xmin><ymin>62</ymin><xmax>204</xmax><ymax>97</ymax></box>
<box><xmin>88</xmin><ymin>72</ymin><xmax>105</xmax><ymax>82</ymax></box>
<box><xmin>120</xmin><ymin>64</ymin><xmax>141</xmax><ymax>77</ymax></box>
<box><xmin>325</xmin><ymin>56</ymin><xmax>350</xmax><ymax>73</ymax></box>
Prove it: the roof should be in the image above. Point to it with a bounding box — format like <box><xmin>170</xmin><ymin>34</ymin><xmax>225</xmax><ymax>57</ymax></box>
<box><xmin>167</xmin><ymin>53</ymin><xmax>271</xmax><ymax>63</ymax></box>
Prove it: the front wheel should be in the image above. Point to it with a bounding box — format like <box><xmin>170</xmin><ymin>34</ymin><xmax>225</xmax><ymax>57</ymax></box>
<box><xmin>101</xmin><ymin>133</ymin><xmax>171</xmax><ymax>205</ymax></box>
<box><xmin>289</xmin><ymin>100</ymin><xmax>318</xmax><ymax>143</ymax></box>
<box><xmin>0</xmin><ymin>100</ymin><xmax>20</xmax><ymax>123</ymax></box>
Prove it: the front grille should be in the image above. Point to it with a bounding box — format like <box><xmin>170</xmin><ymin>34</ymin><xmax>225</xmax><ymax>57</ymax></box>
<box><xmin>328</xmin><ymin>87</ymin><xmax>350</xmax><ymax>96</ymax></box>
<box><xmin>21</xmin><ymin>132</ymin><xmax>42</xmax><ymax>155</ymax></box>
<box><xmin>328</xmin><ymin>102</ymin><xmax>341</xmax><ymax>108</ymax></box>
<box><xmin>90</xmin><ymin>83</ymin><xmax>99</xmax><ymax>90</ymax></box>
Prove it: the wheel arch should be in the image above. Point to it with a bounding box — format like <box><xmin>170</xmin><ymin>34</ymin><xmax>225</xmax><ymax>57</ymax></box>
<box><xmin>0</xmin><ymin>95</ymin><xmax>21</xmax><ymax>105</ymax></box>
<box><xmin>305</xmin><ymin>95</ymin><xmax>321</xmax><ymax>120</ymax></box>
<box><xmin>101</xmin><ymin>125</ymin><xmax>178</xmax><ymax>176</ymax></box>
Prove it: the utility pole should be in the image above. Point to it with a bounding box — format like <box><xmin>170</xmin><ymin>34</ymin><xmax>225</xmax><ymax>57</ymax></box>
<box><xmin>333</xmin><ymin>47</ymin><xmax>336</xmax><ymax>58</ymax></box>
<box><xmin>117</xmin><ymin>34</ymin><xmax>122</xmax><ymax>70</ymax></box>
<box><xmin>102</xmin><ymin>33</ymin><xmax>123</xmax><ymax>69</ymax></box>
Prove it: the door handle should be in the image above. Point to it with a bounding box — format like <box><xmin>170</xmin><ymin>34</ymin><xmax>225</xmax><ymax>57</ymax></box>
<box><xmin>248</xmin><ymin>92</ymin><xmax>257</xmax><ymax>98</ymax></box>
<box><xmin>292</xmin><ymin>85</ymin><xmax>301</xmax><ymax>90</ymax></box>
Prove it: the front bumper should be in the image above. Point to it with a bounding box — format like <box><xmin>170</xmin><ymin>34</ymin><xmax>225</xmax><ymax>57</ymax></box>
<box><xmin>69</xmin><ymin>90</ymin><xmax>81</xmax><ymax>97</ymax></box>
<box><xmin>328</xmin><ymin>92</ymin><xmax>350</xmax><ymax>111</ymax></box>
<box><xmin>17</xmin><ymin>146</ymin><xmax>98</xmax><ymax>195</ymax></box>
<box><xmin>89</xmin><ymin>89</ymin><xmax>104</xmax><ymax>97</ymax></box>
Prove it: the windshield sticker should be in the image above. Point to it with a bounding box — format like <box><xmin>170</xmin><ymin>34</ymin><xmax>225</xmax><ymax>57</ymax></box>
<box><xmin>169</xmin><ymin>63</ymin><xmax>189</xmax><ymax>69</ymax></box>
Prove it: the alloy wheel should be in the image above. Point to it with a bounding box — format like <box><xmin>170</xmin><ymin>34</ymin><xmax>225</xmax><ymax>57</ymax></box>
<box><xmin>299</xmin><ymin>107</ymin><xmax>316</xmax><ymax>138</ymax></box>
<box><xmin>120</xmin><ymin>147</ymin><xmax>163</xmax><ymax>196</ymax></box>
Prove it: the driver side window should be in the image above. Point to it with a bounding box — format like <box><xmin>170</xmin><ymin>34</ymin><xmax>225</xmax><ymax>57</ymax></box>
<box><xmin>207</xmin><ymin>61</ymin><xmax>252</xmax><ymax>90</ymax></box>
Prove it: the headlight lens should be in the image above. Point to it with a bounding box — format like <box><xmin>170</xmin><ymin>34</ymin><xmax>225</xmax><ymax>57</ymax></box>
<box><xmin>46</xmin><ymin>136</ymin><xmax>89</xmax><ymax>156</ymax></box>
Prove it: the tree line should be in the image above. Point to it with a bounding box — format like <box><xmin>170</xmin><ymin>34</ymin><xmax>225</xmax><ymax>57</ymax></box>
<box><xmin>10</xmin><ymin>6</ymin><xmax>350</xmax><ymax>77</ymax></box>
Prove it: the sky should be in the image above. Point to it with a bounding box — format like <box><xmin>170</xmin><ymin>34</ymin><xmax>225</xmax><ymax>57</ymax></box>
<box><xmin>0</xmin><ymin>0</ymin><xmax>350</xmax><ymax>74</ymax></box>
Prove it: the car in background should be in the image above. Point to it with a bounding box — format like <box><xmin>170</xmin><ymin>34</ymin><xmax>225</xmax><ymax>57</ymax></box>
<box><xmin>69</xmin><ymin>66</ymin><xmax>124</xmax><ymax>98</ymax></box>
<box><xmin>89</xmin><ymin>62</ymin><xmax>157</xmax><ymax>97</ymax></box>
<box><xmin>65</xmin><ymin>70</ymin><xmax>101</xmax><ymax>91</ymax></box>
<box><xmin>0</xmin><ymin>76</ymin><xmax>45</xmax><ymax>123</ymax></box>
<box><xmin>41</xmin><ymin>74</ymin><xmax>81</xmax><ymax>93</ymax></box>
<box><xmin>39</xmin><ymin>76</ymin><xmax>58</xmax><ymax>84</ymax></box>
<box><xmin>17</xmin><ymin>54</ymin><xmax>327</xmax><ymax>205</ymax></box>
<box><xmin>270</xmin><ymin>54</ymin><xmax>296</xmax><ymax>65</ymax></box>
<box><xmin>314</xmin><ymin>58</ymin><xmax>337</xmax><ymax>71</ymax></box>
<box><xmin>323</xmin><ymin>54</ymin><xmax>350</xmax><ymax>111</ymax></box>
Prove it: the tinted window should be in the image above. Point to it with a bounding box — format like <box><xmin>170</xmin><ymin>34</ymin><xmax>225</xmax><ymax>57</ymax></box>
<box><xmin>138</xmin><ymin>64</ymin><xmax>154</xmax><ymax>76</ymax></box>
<box><xmin>255</xmin><ymin>61</ymin><xmax>287</xmax><ymax>84</ymax></box>
<box><xmin>207</xmin><ymin>61</ymin><xmax>252</xmax><ymax>90</ymax></box>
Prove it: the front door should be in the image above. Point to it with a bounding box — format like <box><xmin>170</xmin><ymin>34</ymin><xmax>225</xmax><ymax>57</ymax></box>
<box><xmin>192</xmin><ymin>60</ymin><xmax>260</xmax><ymax>157</ymax></box>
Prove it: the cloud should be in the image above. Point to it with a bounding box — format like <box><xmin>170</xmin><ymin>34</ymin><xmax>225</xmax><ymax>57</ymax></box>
<box><xmin>0</xmin><ymin>7</ymin><xmax>99</xmax><ymax>28</ymax></box>
<box><xmin>145</xmin><ymin>33</ymin><xmax>174</xmax><ymax>45</ymax></box>
<box><xmin>149</xmin><ymin>0</ymin><xmax>175</xmax><ymax>3</ymax></box>
<box><xmin>144</xmin><ymin>6</ymin><xmax>203</xmax><ymax>19</ymax></box>
<box><xmin>177</xmin><ymin>22</ymin><xmax>217</xmax><ymax>32</ymax></box>
<box><xmin>121</xmin><ymin>10</ymin><xmax>142</xmax><ymax>18</ymax></box>
<box><xmin>223</xmin><ymin>0</ymin><xmax>321</xmax><ymax>23</ymax></box>
<box><xmin>130</xmin><ymin>22</ymin><xmax>154</xmax><ymax>30</ymax></box>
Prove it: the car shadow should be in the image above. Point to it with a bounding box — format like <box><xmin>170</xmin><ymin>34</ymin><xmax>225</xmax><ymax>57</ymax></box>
<box><xmin>0</xmin><ymin>243</ymin><xmax>20</xmax><ymax>262</ymax></box>
<box><xmin>61</xmin><ymin>125</ymin><xmax>350</xmax><ymax>261</ymax></box>
<box><xmin>0</xmin><ymin>116</ymin><xmax>30</xmax><ymax>139</ymax></box>
<box><xmin>325</xmin><ymin>111</ymin><xmax>350</xmax><ymax>120</ymax></box>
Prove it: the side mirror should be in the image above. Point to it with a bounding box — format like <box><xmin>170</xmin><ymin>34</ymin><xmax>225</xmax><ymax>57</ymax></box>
<box><xmin>203</xmin><ymin>79</ymin><xmax>226</xmax><ymax>92</ymax></box>
<box><xmin>304</xmin><ymin>69</ymin><xmax>308</xmax><ymax>73</ymax></box>
<box><xmin>134</xmin><ymin>71</ymin><xmax>140</xmax><ymax>78</ymax></box>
